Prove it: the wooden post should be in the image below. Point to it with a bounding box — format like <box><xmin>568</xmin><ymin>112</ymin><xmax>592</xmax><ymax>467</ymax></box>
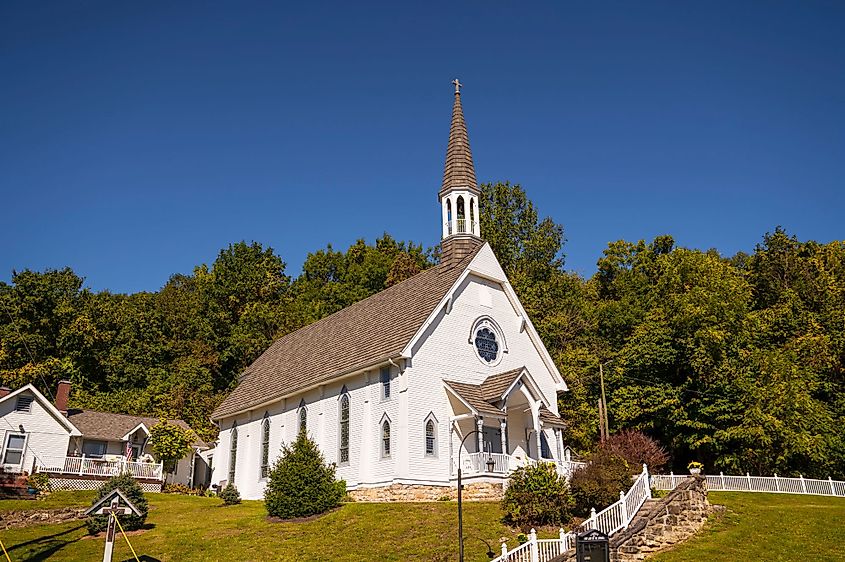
<box><xmin>774</xmin><ymin>474</ymin><xmax>780</xmax><ymax>492</ymax></box>
<box><xmin>79</xmin><ymin>454</ymin><xmax>86</xmax><ymax>476</ymax></box>
<box><xmin>599</xmin><ymin>363</ymin><xmax>608</xmax><ymax>441</ymax></box>
<box><xmin>800</xmin><ymin>474</ymin><xmax>807</xmax><ymax>494</ymax></box>
<box><xmin>559</xmin><ymin>528</ymin><xmax>566</xmax><ymax>554</ymax></box>
<box><xmin>529</xmin><ymin>529</ymin><xmax>538</xmax><ymax>562</ymax></box>
<box><xmin>620</xmin><ymin>490</ymin><xmax>628</xmax><ymax>528</ymax></box>
<box><xmin>501</xmin><ymin>542</ymin><xmax>508</xmax><ymax>558</ymax></box>
<box><xmin>720</xmin><ymin>472</ymin><xmax>725</xmax><ymax>490</ymax></box>
<box><xmin>101</xmin><ymin>498</ymin><xmax>120</xmax><ymax>562</ymax></box>
<box><xmin>829</xmin><ymin>477</ymin><xmax>836</xmax><ymax>496</ymax></box>
<box><xmin>746</xmin><ymin>472</ymin><xmax>752</xmax><ymax>490</ymax></box>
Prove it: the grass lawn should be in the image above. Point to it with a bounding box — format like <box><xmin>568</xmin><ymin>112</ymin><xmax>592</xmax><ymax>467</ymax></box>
<box><xmin>0</xmin><ymin>491</ymin><xmax>96</xmax><ymax>513</ymax></box>
<box><xmin>0</xmin><ymin>494</ymin><xmax>520</xmax><ymax>562</ymax></box>
<box><xmin>4</xmin><ymin>491</ymin><xmax>844</xmax><ymax>561</ymax></box>
<box><xmin>652</xmin><ymin>492</ymin><xmax>845</xmax><ymax>562</ymax></box>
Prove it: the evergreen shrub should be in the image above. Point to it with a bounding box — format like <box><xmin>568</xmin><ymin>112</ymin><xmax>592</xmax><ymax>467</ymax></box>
<box><xmin>219</xmin><ymin>483</ymin><xmax>241</xmax><ymax>505</ymax></box>
<box><xmin>264</xmin><ymin>431</ymin><xmax>344</xmax><ymax>519</ymax></box>
<box><xmin>570</xmin><ymin>449</ymin><xmax>632</xmax><ymax>516</ymax></box>
<box><xmin>86</xmin><ymin>473</ymin><xmax>148</xmax><ymax>535</ymax></box>
<box><xmin>501</xmin><ymin>462</ymin><xmax>574</xmax><ymax>529</ymax></box>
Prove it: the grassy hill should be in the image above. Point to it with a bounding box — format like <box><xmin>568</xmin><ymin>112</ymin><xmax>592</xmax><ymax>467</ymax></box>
<box><xmin>2</xmin><ymin>491</ymin><xmax>844</xmax><ymax>561</ymax></box>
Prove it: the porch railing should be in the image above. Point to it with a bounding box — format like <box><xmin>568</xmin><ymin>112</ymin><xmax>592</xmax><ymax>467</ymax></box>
<box><xmin>651</xmin><ymin>472</ymin><xmax>845</xmax><ymax>497</ymax></box>
<box><xmin>35</xmin><ymin>455</ymin><xmax>164</xmax><ymax>481</ymax></box>
<box><xmin>452</xmin><ymin>453</ymin><xmax>587</xmax><ymax>479</ymax></box>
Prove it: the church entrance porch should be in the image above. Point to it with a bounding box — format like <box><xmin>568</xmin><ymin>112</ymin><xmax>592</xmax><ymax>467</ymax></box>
<box><xmin>444</xmin><ymin>368</ymin><xmax>584</xmax><ymax>482</ymax></box>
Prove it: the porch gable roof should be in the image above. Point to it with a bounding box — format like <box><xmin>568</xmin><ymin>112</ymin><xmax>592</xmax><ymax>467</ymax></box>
<box><xmin>443</xmin><ymin>381</ymin><xmax>504</xmax><ymax>418</ymax></box>
<box><xmin>538</xmin><ymin>405</ymin><xmax>567</xmax><ymax>428</ymax></box>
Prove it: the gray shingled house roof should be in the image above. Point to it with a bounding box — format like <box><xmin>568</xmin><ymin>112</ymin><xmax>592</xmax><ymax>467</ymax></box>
<box><xmin>211</xmin><ymin>245</ymin><xmax>484</xmax><ymax>420</ymax></box>
<box><xmin>67</xmin><ymin>409</ymin><xmax>206</xmax><ymax>447</ymax></box>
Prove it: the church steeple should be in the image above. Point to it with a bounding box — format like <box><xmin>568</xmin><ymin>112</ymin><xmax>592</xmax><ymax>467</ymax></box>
<box><xmin>439</xmin><ymin>79</ymin><xmax>483</xmax><ymax>266</ymax></box>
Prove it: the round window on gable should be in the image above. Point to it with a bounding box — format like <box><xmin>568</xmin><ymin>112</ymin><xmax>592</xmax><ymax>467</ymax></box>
<box><xmin>472</xmin><ymin>318</ymin><xmax>504</xmax><ymax>365</ymax></box>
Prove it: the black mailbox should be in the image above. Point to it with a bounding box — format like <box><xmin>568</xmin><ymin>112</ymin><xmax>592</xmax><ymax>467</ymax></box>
<box><xmin>576</xmin><ymin>529</ymin><xmax>609</xmax><ymax>562</ymax></box>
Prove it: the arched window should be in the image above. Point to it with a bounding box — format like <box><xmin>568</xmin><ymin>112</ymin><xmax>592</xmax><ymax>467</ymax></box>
<box><xmin>260</xmin><ymin>414</ymin><xmax>270</xmax><ymax>478</ymax></box>
<box><xmin>456</xmin><ymin>196</ymin><xmax>466</xmax><ymax>233</ymax></box>
<box><xmin>470</xmin><ymin>317</ymin><xmax>507</xmax><ymax>366</ymax></box>
<box><xmin>425</xmin><ymin>417</ymin><xmax>437</xmax><ymax>457</ymax></box>
<box><xmin>446</xmin><ymin>199</ymin><xmax>453</xmax><ymax>235</ymax></box>
<box><xmin>381</xmin><ymin>419</ymin><xmax>391</xmax><ymax>458</ymax></box>
<box><xmin>298</xmin><ymin>405</ymin><xmax>307</xmax><ymax>434</ymax></box>
<box><xmin>339</xmin><ymin>394</ymin><xmax>350</xmax><ymax>464</ymax></box>
<box><xmin>228</xmin><ymin>423</ymin><xmax>238</xmax><ymax>484</ymax></box>
<box><xmin>469</xmin><ymin>199</ymin><xmax>475</xmax><ymax>234</ymax></box>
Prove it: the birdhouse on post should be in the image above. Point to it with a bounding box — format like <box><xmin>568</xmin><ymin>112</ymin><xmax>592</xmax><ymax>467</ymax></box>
<box><xmin>84</xmin><ymin>488</ymin><xmax>143</xmax><ymax>562</ymax></box>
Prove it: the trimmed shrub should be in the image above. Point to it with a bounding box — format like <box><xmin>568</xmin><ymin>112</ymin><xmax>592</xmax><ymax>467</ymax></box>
<box><xmin>570</xmin><ymin>449</ymin><xmax>632</xmax><ymax>517</ymax></box>
<box><xmin>502</xmin><ymin>462</ymin><xmax>574</xmax><ymax>529</ymax></box>
<box><xmin>603</xmin><ymin>430</ymin><xmax>668</xmax><ymax>473</ymax></box>
<box><xmin>26</xmin><ymin>473</ymin><xmax>51</xmax><ymax>493</ymax></box>
<box><xmin>219</xmin><ymin>483</ymin><xmax>241</xmax><ymax>505</ymax></box>
<box><xmin>86</xmin><ymin>473</ymin><xmax>148</xmax><ymax>535</ymax></box>
<box><xmin>264</xmin><ymin>431</ymin><xmax>344</xmax><ymax>519</ymax></box>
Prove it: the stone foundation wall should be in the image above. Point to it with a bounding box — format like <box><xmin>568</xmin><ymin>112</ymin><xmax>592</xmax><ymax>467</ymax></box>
<box><xmin>610</xmin><ymin>476</ymin><xmax>710</xmax><ymax>561</ymax></box>
<box><xmin>348</xmin><ymin>481</ymin><xmax>503</xmax><ymax>502</ymax></box>
<box><xmin>0</xmin><ymin>507</ymin><xmax>86</xmax><ymax>530</ymax></box>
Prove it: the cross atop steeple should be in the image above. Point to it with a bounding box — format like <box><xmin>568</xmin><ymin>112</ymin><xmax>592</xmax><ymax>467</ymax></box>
<box><xmin>452</xmin><ymin>78</ymin><xmax>462</xmax><ymax>94</ymax></box>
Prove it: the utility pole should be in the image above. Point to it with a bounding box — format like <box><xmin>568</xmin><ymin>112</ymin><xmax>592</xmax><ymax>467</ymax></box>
<box><xmin>599</xmin><ymin>362</ymin><xmax>610</xmax><ymax>442</ymax></box>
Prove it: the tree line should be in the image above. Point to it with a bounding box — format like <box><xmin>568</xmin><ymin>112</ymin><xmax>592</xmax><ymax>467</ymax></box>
<box><xmin>1</xmin><ymin>182</ymin><xmax>842</xmax><ymax>478</ymax></box>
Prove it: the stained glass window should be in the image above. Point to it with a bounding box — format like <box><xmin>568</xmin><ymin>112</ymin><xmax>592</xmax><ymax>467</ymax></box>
<box><xmin>260</xmin><ymin>416</ymin><xmax>270</xmax><ymax>478</ymax></box>
<box><xmin>339</xmin><ymin>394</ymin><xmax>350</xmax><ymax>463</ymax></box>
<box><xmin>425</xmin><ymin>420</ymin><xmax>436</xmax><ymax>456</ymax></box>
<box><xmin>381</xmin><ymin>420</ymin><xmax>391</xmax><ymax>458</ymax></box>
<box><xmin>474</xmin><ymin>327</ymin><xmax>499</xmax><ymax>363</ymax></box>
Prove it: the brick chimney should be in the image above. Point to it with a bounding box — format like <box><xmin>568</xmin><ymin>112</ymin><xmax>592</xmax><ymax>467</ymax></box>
<box><xmin>0</xmin><ymin>387</ymin><xmax>10</xmax><ymax>398</ymax></box>
<box><xmin>55</xmin><ymin>380</ymin><xmax>71</xmax><ymax>415</ymax></box>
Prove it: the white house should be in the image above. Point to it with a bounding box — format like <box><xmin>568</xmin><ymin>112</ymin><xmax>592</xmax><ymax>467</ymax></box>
<box><xmin>0</xmin><ymin>382</ymin><xmax>208</xmax><ymax>493</ymax></box>
<box><xmin>210</xmin><ymin>81</ymin><xmax>576</xmax><ymax>501</ymax></box>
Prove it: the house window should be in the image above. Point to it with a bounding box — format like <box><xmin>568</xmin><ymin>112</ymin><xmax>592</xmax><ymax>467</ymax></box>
<box><xmin>228</xmin><ymin>424</ymin><xmax>238</xmax><ymax>484</ymax></box>
<box><xmin>425</xmin><ymin>419</ymin><xmax>436</xmax><ymax>457</ymax></box>
<box><xmin>2</xmin><ymin>433</ymin><xmax>26</xmax><ymax>466</ymax></box>
<box><xmin>339</xmin><ymin>394</ymin><xmax>350</xmax><ymax>464</ymax></box>
<box><xmin>82</xmin><ymin>440</ymin><xmax>107</xmax><ymax>459</ymax></box>
<box><xmin>298</xmin><ymin>406</ymin><xmax>307</xmax><ymax>434</ymax></box>
<box><xmin>15</xmin><ymin>395</ymin><xmax>33</xmax><ymax>413</ymax></box>
<box><xmin>474</xmin><ymin>327</ymin><xmax>499</xmax><ymax>363</ymax></box>
<box><xmin>381</xmin><ymin>419</ymin><xmax>391</xmax><ymax>458</ymax></box>
<box><xmin>380</xmin><ymin>367</ymin><xmax>391</xmax><ymax>400</ymax></box>
<box><xmin>260</xmin><ymin>415</ymin><xmax>270</xmax><ymax>479</ymax></box>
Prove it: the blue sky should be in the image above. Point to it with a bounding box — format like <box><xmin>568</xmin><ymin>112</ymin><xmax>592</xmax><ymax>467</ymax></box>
<box><xmin>2</xmin><ymin>1</ymin><xmax>843</xmax><ymax>293</ymax></box>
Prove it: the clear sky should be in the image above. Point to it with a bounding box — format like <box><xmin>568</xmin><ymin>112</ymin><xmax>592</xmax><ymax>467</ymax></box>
<box><xmin>2</xmin><ymin>1</ymin><xmax>843</xmax><ymax>293</ymax></box>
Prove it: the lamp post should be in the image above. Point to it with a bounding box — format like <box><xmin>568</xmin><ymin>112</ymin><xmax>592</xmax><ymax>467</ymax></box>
<box><xmin>457</xmin><ymin>429</ymin><xmax>496</xmax><ymax>562</ymax></box>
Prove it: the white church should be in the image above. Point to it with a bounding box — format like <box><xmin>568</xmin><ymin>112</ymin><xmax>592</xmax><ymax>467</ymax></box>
<box><xmin>210</xmin><ymin>81</ymin><xmax>577</xmax><ymax>501</ymax></box>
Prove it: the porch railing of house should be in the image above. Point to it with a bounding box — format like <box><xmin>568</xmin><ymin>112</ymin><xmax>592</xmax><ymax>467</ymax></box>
<box><xmin>492</xmin><ymin>464</ymin><xmax>652</xmax><ymax>562</ymax></box>
<box><xmin>651</xmin><ymin>472</ymin><xmax>845</xmax><ymax>497</ymax></box>
<box><xmin>35</xmin><ymin>455</ymin><xmax>164</xmax><ymax>481</ymax></box>
<box><xmin>452</xmin><ymin>452</ymin><xmax>587</xmax><ymax>479</ymax></box>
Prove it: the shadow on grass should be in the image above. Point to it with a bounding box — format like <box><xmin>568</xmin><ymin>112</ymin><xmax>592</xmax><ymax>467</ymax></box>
<box><xmin>119</xmin><ymin>557</ymin><xmax>161</xmax><ymax>562</ymax></box>
<box><xmin>6</xmin><ymin>522</ymin><xmax>85</xmax><ymax>561</ymax></box>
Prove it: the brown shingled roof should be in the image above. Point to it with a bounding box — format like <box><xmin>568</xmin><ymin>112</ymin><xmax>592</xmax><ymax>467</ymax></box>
<box><xmin>439</xmin><ymin>89</ymin><xmax>478</xmax><ymax>197</ymax></box>
<box><xmin>538</xmin><ymin>406</ymin><xmax>566</xmax><ymax>428</ymax></box>
<box><xmin>480</xmin><ymin>367</ymin><xmax>525</xmax><ymax>402</ymax></box>
<box><xmin>211</xmin><ymin>245</ymin><xmax>484</xmax><ymax>420</ymax></box>
<box><xmin>444</xmin><ymin>380</ymin><xmax>506</xmax><ymax>418</ymax></box>
<box><xmin>67</xmin><ymin>409</ymin><xmax>205</xmax><ymax>447</ymax></box>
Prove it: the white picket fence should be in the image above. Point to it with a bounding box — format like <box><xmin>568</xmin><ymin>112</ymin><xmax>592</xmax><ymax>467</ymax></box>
<box><xmin>651</xmin><ymin>472</ymin><xmax>845</xmax><ymax>497</ymax></box>
<box><xmin>493</xmin><ymin>464</ymin><xmax>652</xmax><ymax>562</ymax></box>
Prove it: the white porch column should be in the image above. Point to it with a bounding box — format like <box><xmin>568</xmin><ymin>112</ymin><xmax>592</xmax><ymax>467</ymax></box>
<box><xmin>476</xmin><ymin>417</ymin><xmax>484</xmax><ymax>453</ymax></box>
<box><xmin>554</xmin><ymin>428</ymin><xmax>563</xmax><ymax>461</ymax></box>
<box><xmin>500</xmin><ymin>418</ymin><xmax>507</xmax><ymax>455</ymax></box>
<box><xmin>449</xmin><ymin>422</ymin><xmax>455</xmax><ymax>475</ymax></box>
<box><xmin>535</xmin><ymin>426</ymin><xmax>543</xmax><ymax>459</ymax></box>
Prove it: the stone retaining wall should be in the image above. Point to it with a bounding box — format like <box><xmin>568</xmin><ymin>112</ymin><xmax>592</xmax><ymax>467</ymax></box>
<box><xmin>0</xmin><ymin>507</ymin><xmax>86</xmax><ymax>530</ymax></box>
<box><xmin>348</xmin><ymin>481</ymin><xmax>503</xmax><ymax>502</ymax></box>
<box><xmin>610</xmin><ymin>475</ymin><xmax>710</xmax><ymax>561</ymax></box>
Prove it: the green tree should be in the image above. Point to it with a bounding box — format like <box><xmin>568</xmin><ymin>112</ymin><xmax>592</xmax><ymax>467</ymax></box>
<box><xmin>149</xmin><ymin>420</ymin><xmax>194</xmax><ymax>474</ymax></box>
<box><xmin>264</xmin><ymin>431</ymin><xmax>344</xmax><ymax>519</ymax></box>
